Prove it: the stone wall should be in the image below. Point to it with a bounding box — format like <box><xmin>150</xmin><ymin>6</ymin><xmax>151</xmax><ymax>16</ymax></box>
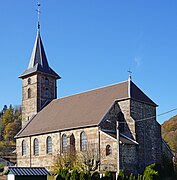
<box><xmin>17</xmin><ymin>126</ymin><xmax>123</xmax><ymax>173</ymax></box>
<box><xmin>130</xmin><ymin>99</ymin><xmax>162</xmax><ymax>172</ymax></box>
<box><xmin>17</xmin><ymin>127</ymin><xmax>100</xmax><ymax>169</ymax></box>
<box><xmin>120</xmin><ymin>144</ymin><xmax>138</xmax><ymax>174</ymax></box>
<box><xmin>22</xmin><ymin>74</ymin><xmax>38</xmax><ymax>126</ymax></box>
<box><xmin>99</xmin><ymin>131</ymin><xmax>117</xmax><ymax>172</ymax></box>
<box><xmin>118</xmin><ymin>100</ymin><xmax>136</xmax><ymax>140</ymax></box>
<box><xmin>22</xmin><ymin>74</ymin><xmax>57</xmax><ymax>127</ymax></box>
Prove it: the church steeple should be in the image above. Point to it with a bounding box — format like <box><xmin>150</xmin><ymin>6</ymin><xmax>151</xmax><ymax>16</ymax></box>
<box><xmin>19</xmin><ymin>31</ymin><xmax>60</xmax><ymax>79</ymax></box>
<box><xmin>19</xmin><ymin>0</ymin><xmax>60</xmax><ymax>79</ymax></box>
<box><xmin>19</xmin><ymin>2</ymin><xmax>60</xmax><ymax>127</ymax></box>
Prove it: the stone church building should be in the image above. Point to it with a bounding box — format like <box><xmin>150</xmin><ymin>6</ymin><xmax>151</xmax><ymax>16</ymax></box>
<box><xmin>15</xmin><ymin>24</ymin><xmax>162</xmax><ymax>176</ymax></box>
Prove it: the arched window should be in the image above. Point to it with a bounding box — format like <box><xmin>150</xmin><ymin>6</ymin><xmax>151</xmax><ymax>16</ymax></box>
<box><xmin>22</xmin><ymin>140</ymin><xmax>26</xmax><ymax>156</ymax></box>
<box><xmin>62</xmin><ymin>134</ymin><xmax>67</xmax><ymax>153</ymax></box>
<box><xmin>70</xmin><ymin>134</ymin><xmax>75</xmax><ymax>154</ymax></box>
<box><xmin>45</xmin><ymin>88</ymin><xmax>50</xmax><ymax>98</ymax></box>
<box><xmin>27</xmin><ymin>88</ymin><xmax>31</xmax><ymax>99</ymax></box>
<box><xmin>80</xmin><ymin>131</ymin><xmax>87</xmax><ymax>151</ymax></box>
<box><xmin>45</xmin><ymin>78</ymin><xmax>49</xmax><ymax>86</ymax></box>
<box><xmin>34</xmin><ymin>138</ymin><xmax>39</xmax><ymax>156</ymax></box>
<box><xmin>46</xmin><ymin>136</ymin><xmax>52</xmax><ymax>154</ymax></box>
<box><xmin>28</xmin><ymin>78</ymin><xmax>31</xmax><ymax>85</ymax></box>
<box><xmin>106</xmin><ymin>145</ymin><xmax>112</xmax><ymax>156</ymax></box>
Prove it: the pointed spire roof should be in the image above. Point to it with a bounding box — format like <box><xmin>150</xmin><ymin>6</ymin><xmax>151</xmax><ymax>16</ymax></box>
<box><xmin>19</xmin><ymin>30</ymin><xmax>60</xmax><ymax>79</ymax></box>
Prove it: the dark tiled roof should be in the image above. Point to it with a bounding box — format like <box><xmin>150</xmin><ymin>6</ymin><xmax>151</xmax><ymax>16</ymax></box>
<box><xmin>16</xmin><ymin>80</ymin><xmax>156</xmax><ymax>138</ymax></box>
<box><xmin>19</xmin><ymin>31</ymin><xmax>60</xmax><ymax>79</ymax></box>
<box><xmin>7</xmin><ymin>167</ymin><xmax>50</xmax><ymax>176</ymax></box>
<box><xmin>130</xmin><ymin>81</ymin><xmax>156</xmax><ymax>106</ymax></box>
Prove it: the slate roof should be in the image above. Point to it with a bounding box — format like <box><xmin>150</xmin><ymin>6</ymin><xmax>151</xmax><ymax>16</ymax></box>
<box><xmin>7</xmin><ymin>167</ymin><xmax>50</xmax><ymax>176</ymax></box>
<box><xmin>16</xmin><ymin>80</ymin><xmax>157</xmax><ymax>138</ymax></box>
<box><xmin>19</xmin><ymin>30</ymin><xmax>60</xmax><ymax>79</ymax></box>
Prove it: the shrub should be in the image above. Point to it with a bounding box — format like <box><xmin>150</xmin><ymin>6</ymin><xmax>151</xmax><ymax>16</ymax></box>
<box><xmin>91</xmin><ymin>171</ymin><xmax>100</xmax><ymax>180</ymax></box>
<box><xmin>143</xmin><ymin>163</ymin><xmax>159</xmax><ymax>180</ymax></box>
<box><xmin>56</xmin><ymin>169</ymin><xmax>68</xmax><ymax>180</ymax></box>
<box><xmin>104</xmin><ymin>171</ymin><xmax>113</xmax><ymax>180</ymax></box>
<box><xmin>56</xmin><ymin>174</ymin><xmax>64</xmax><ymax>180</ymax></box>
<box><xmin>70</xmin><ymin>169</ymin><xmax>80</xmax><ymax>180</ymax></box>
<box><xmin>117</xmin><ymin>169</ymin><xmax>125</xmax><ymax>180</ymax></box>
<box><xmin>65</xmin><ymin>172</ymin><xmax>71</xmax><ymax>180</ymax></box>
<box><xmin>129</xmin><ymin>173</ymin><xmax>136</xmax><ymax>180</ymax></box>
<box><xmin>80</xmin><ymin>171</ymin><xmax>90</xmax><ymax>180</ymax></box>
<box><xmin>137</xmin><ymin>174</ymin><xmax>143</xmax><ymax>180</ymax></box>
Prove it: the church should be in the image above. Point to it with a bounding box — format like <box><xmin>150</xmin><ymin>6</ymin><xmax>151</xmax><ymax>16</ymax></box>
<box><xmin>15</xmin><ymin>8</ymin><xmax>163</xmax><ymax>176</ymax></box>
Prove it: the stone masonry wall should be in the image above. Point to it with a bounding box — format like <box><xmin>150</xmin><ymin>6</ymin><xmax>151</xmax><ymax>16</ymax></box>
<box><xmin>17</xmin><ymin>126</ymin><xmax>100</xmax><ymax>170</ymax></box>
<box><xmin>37</xmin><ymin>74</ymin><xmax>57</xmax><ymax>111</ymax></box>
<box><xmin>99</xmin><ymin>102</ymin><xmax>138</xmax><ymax>174</ymax></box>
<box><xmin>99</xmin><ymin>131</ymin><xmax>117</xmax><ymax>172</ymax></box>
<box><xmin>22</xmin><ymin>74</ymin><xmax>57</xmax><ymax>127</ymax></box>
<box><xmin>22</xmin><ymin>74</ymin><xmax>38</xmax><ymax>126</ymax></box>
<box><xmin>120</xmin><ymin>144</ymin><xmax>138</xmax><ymax>175</ymax></box>
<box><xmin>130</xmin><ymin>99</ymin><xmax>162</xmax><ymax>172</ymax></box>
<box><xmin>118</xmin><ymin>100</ymin><xmax>136</xmax><ymax>140</ymax></box>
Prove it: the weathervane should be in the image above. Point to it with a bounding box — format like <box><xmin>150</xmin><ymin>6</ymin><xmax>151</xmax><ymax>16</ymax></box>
<box><xmin>37</xmin><ymin>0</ymin><xmax>41</xmax><ymax>30</ymax></box>
<box><xmin>127</xmin><ymin>68</ymin><xmax>132</xmax><ymax>80</ymax></box>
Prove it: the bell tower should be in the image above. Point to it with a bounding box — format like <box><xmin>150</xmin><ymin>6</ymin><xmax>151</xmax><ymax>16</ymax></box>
<box><xmin>19</xmin><ymin>2</ymin><xmax>60</xmax><ymax>127</ymax></box>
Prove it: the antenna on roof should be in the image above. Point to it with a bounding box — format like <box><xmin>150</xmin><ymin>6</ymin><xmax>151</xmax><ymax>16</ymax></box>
<box><xmin>37</xmin><ymin>0</ymin><xmax>41</xmax><ymax>31</ymax></box>
<box><xmin>127</xmin><ymin>68</ymin><xmax>132</xmax><ymax>81</ymax></box>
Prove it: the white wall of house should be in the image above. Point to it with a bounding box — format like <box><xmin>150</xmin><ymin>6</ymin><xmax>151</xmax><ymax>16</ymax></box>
<box><xmin>7</xmin><ymin>174</ymin><xmax>15</xmax><ymax>180</ymax></box>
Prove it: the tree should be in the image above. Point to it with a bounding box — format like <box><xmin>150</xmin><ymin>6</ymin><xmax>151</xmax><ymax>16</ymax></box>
<box><xmin>143</xmin><ymin>164</ymin><xmax>159</xmax><ymax>180</ymax></box>
<box><xmin>0</xmin><ymin>105</ymin><xmax>21</xmax><ymax>157</ymax></box>
<box><xmin>80</xmin><ymin>143</ymin><xmax>100</xmax><ymax>172</ymax></box>
<box><xmin>1</xmin><ymin>106</ymin><xmax>13</xmax><ymax>127</ymax></box>
<box><xmin>162</xmin><ymin>115</ymin><xmax>177</xmax><ymax>153</ymax></box>
<box><xmin>4</xmin><ymin>119</ymin><xmax>21</xmax><ymax>141</ymax></box>
<box><xmin>1</xmin><ymin>105</ymin><xmax>21</xmax><ymax>142</ymax></box>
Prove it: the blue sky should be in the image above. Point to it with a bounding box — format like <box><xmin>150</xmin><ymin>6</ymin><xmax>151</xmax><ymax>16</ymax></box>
<box><xmin>0</xmin><ymin>0</ymin><xmax>177</xmax><ymax>124</ymax></box>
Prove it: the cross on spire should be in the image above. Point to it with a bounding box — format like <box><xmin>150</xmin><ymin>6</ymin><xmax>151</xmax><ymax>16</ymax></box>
<box><xmin>128</xmin><ymin>68</ymin><xmax>132</xmax><ymax>80</ymax></box>
<box><xmin>37</xmin><ymin>0</ymin><xmax>41</xmax><ymax>30</ymax></box>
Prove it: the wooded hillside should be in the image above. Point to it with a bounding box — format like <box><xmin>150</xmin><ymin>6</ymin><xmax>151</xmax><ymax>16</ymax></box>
<box><xmin>162</xmin><ymin>115</ymin><xmax>177</xmax><ymax>153</ymax></box>
<box><xmin>0</xmin><ymin>105</ymin><xmax>21</xmax><ymax>159</ymax></box>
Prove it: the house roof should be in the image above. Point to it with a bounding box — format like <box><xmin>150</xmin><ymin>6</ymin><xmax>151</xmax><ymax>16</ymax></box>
<box><xmin>19</xmin><ymin>30</ymin><xmax>60</xmax><ymax>79</ymax></box>
<box><xmin>16</xmin><ymin>80</ymin><xmax>157</xmax><ymax>138</ymax></box>
<box><xmin>7</xmin><ymin>167</ymin><xmax>50</xmax><ymax>176</ymax></box>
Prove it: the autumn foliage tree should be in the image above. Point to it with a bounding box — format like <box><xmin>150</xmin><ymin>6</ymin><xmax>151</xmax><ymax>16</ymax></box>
<box><xmin>162</xmin><ymin>115</ymin><xmax>177</xmax><ymax>153</ymax></box>
<box><xmin>0</xmin><ymin>105</ymin><xmax>21</xmax><ymax>156</ymax></box>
